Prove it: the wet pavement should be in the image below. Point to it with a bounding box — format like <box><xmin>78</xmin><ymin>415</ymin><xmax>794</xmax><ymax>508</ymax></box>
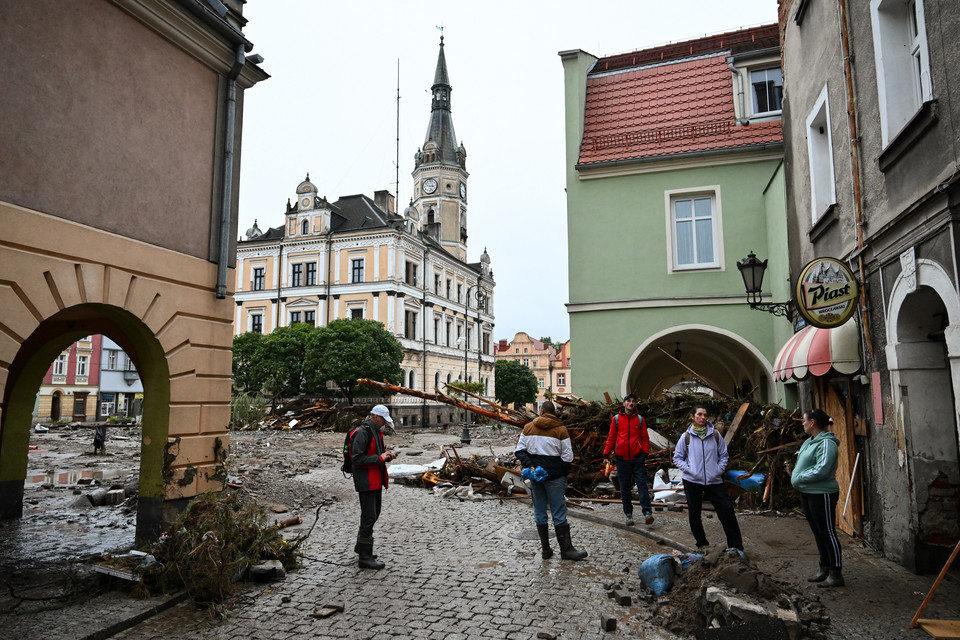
<box><xmin>2</xmin><ymin>427</ymin><xmax>959</xmax><ymax>639</ymax></box>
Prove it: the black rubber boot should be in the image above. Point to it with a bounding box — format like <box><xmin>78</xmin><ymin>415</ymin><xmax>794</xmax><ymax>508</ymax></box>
<box><xmin>357</xmin><ymin>537</ymin><xmax>385</xmax><ymax>570</ymax></box>
<box><xmin>807</xmin><ymin>565</ymin><xmax>828</xmax><ymax>582</ymax></box>
<box><xmin>536</xmin><ymin>524</ymin><xmax>553</xmax><ymax>559</ymax></box>
<box><xmin>818</xmin><ymin>568</ymin><xmax>845</xmax><ymax>588</ymax></box>
<box><xmin>555</xmin><ymin>523</ymin><xmax>588</xmax><ymax>561</ymax></box>
<box><xmin>353</xmin><ymin>540</ymin><xmax>376</xmax><ymax>559</ymax></box>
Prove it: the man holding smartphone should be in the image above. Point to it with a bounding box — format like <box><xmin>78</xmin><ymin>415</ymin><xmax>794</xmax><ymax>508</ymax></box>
<box><xmin>350</xmin><ymin>404</ymin><xmax>398</xmax><ymax>569</ymax></box>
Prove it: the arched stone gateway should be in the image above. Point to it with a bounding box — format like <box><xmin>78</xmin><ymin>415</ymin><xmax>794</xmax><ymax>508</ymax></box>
<box><xmin>620</xmin><ymin>324</ymin><xmax>776</xmax><ymax>401</ymax></box>
<box><xmin>885</xmin><ymin>258</ymin><xmax>960</xmax><ymax>572</ymax></box>
<box><xmin>0</xmin><ymin>205</ymin><xmax>234</xmax><ymax>542</ymax></box>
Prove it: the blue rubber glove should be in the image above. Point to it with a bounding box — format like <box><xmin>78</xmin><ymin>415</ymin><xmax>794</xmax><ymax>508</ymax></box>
<box><xmin>522</xmin><ymin>466</ymin><xmax>549</xmax><ymax>483</ymax></box>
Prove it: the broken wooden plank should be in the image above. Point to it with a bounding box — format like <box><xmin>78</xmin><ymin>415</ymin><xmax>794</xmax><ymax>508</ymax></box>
<box><xmin>724</xmin><ymin>402</ymin><xmax>750</xmax><ymax>445</ymax></box>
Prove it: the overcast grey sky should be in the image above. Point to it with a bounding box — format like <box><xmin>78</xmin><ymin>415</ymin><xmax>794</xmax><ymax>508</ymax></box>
<box><xmin>237</xmin><ymin>0</ymin><xmax>777</xmax><ymax>343</ymax></box>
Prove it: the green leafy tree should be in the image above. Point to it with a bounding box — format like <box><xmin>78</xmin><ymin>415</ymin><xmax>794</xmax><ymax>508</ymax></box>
<box><xmin>232</xmin><ymin>331</ymin><xmax>268</xmax><ymax>394</ymax></box>
<box><xmin>538</xmin><ymin>336</ymin><xmax>555</xmax><ymax>348</ymax></box>
<box><xmin>259</xmin><ymin>323</ymin><xmax>315</xmax><ymax>400</ymax></box>
<box><xmin>495</xmin><ymin>359</ymin><xmax>538</xmax><ymax>409</ymax></box>
<box><xmin>305</xmin><ymin>318</ymin><xmax>403</xmax><ymax>404</ymax></box>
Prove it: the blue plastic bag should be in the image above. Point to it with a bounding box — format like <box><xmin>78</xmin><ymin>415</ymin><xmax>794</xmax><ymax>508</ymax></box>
<box><xmin>637</xmin><ymin>554</ymin><xmax>678</xmax><ymax>596</ymax></box>
<box><xmin>723</xmin><ymin>469</ymin><xmax>766</xmax><ymax>492</ymax></box>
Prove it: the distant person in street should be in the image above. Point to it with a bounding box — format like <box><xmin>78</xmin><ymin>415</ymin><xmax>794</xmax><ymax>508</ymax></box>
<box><xmin>350</xmin><ymin>404</ymin><xmax>398</xmax><ymax>570</ymax></box>
<box><xmin>791</xmin><ymin>408</ymin><xmax>844</xmax><ymax>588</ymax></box>
<box><xmin>515</xmin><ymin>401</ymin><xmax>587</xmax><ymax>561</ymax></box>
<box><xmin>673</xmin><ymin>405</ymin><xmax>743</xmax><ymax>552</ymax></box>
<box><xmin>93</xmin><ymin>424</ymin><xmax>107</xmax><ymax>455</ymax></box>
<box><xmin>603</xmin><ymin>393</ymin><xmax>654</xmax><ymax>526</ymax></box>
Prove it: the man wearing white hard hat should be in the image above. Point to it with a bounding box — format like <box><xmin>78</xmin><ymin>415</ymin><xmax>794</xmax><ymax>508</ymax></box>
<box><xmin>348</xmin><ymin>404</ymin><xmax>398</xmax><ymax>569</ymax></box>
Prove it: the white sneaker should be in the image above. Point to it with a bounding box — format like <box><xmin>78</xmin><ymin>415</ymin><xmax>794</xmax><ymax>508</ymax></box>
<box><xmin>625</xmin><ymin>514</ymin><xmax>635</xmax><ymax>526</ymax></box>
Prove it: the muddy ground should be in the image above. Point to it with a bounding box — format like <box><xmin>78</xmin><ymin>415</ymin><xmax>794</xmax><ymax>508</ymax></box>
<box><xmin>2</xmin><ymin>422</ymin><xmax>957</xmax><ymax>639</ymax></box>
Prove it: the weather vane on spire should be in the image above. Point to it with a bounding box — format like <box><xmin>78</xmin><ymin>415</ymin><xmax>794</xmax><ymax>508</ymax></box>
<box><xmin>435</xmin><ymin>24</ymin><xmax>445</xmax><ymax>42</ymax></box>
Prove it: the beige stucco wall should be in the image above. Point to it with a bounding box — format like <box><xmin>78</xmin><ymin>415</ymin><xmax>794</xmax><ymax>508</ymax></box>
<box><xmin>0</xmin><ymin>202</ymin><xmax>234</xmax><ymax>500</ymax></box>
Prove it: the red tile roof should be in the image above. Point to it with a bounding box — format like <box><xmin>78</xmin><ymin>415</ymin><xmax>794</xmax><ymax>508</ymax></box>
<box><xmin>578</xmin><ymin>24</ymin><xmax>783</xmax><ymax>166</ymax></box>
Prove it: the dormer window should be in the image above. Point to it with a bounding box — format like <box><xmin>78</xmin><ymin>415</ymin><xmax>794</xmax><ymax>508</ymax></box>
<box><xmin>729</xmin><ymin>55</ymin><xmax>783</xmax><ymax>123</ymax></box>
<box><xmin>749</xmin><ymin>67</ymin><xmax>783</xmax><ymax>116</ymax></box>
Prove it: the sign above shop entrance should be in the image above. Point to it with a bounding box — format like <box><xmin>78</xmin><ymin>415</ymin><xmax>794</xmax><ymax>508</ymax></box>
<box><xmin>795</xmin><ymin>257</ymin><xmax>859</xmax><ymax>328</ymax></box>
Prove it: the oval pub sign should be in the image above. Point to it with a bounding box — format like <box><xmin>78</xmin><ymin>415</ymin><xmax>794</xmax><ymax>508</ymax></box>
<box><xmin>795</xmin><ymin>257</ymin><xmax>858</xmax><ymax>328</ymax></box>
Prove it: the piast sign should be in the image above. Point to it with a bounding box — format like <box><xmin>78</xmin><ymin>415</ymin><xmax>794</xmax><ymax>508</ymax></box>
<box><xmin>794</xmin><ymin>257</ymin><xmax>858</xmax><ymax>328</ymax></box>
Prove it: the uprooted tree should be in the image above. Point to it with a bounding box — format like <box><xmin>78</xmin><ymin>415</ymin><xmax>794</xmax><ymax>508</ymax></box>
<box><xmin>494</xmin><ymin>359</ymin><xmax>539</xmax><ymax>409</ymax></box>
<box><xmin>304</xmin><ymin>318</ymin><xmax>403</xmax><ymax>404</ymax></box>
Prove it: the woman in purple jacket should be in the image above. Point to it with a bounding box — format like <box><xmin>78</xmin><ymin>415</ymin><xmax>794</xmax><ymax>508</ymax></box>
<box><xmin>673</xmin><ymin>405</ymin><xmax>743</xmax><ymax>551</ymax></box>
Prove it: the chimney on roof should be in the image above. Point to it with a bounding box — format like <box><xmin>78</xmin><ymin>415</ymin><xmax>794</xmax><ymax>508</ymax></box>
<box><xmin>498</xmin><ymin>339</ymin><xmax>508</xmax><ymax>351</ymax></box>
<box><xmin>374</xmin><ymin>190</ymin><xmax>396</xmax><ymax>215</ymax></box>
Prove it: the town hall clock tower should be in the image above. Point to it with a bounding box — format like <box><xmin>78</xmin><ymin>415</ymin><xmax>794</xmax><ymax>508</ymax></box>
<box><xmin>412</xmin><ymin>36</ymin><xmax>469</xmax><ymax>262</ymax></box>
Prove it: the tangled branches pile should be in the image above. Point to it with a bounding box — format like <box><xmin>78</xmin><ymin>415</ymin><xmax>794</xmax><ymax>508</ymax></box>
<box><xmin>136</xmin><ymin>492</ymin><xmax>298</xmax><ymax>604</ymax></box>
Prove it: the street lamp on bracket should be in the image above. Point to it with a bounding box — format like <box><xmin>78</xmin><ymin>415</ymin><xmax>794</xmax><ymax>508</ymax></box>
<box><xmin>736</xmin><ymin>251</ymin><xmax>792</xmax><ymax>318</ymax></box>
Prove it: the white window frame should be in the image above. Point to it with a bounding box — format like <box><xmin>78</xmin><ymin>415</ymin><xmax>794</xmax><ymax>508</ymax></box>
<box><xmin>347</xmin><ymin>302</ymin><xmax>366</xmax><ymax>320</ymax></box>
<box><xmin>871</xmin><ymin>0</ymin><xmax>932</xmax><ymax>146</ymax></box>
<box><xmin>806</xmin><ymin>85</ymin><xmax>837</xmax><ymax>223</ymax></box>
<box><xmin>350</xmin><ymin>258</ymin><xmax>365</xmax><ymax>284</ymax></box>
<box><xmin>106</xmin><ymin>351</ymin><xmax>117</xmax><ymax>370</ymax></box>
<box><xmin>664</xmin><ymin>186</ymin><xmax>723</xmax><ymax>272</ymax></box>
<box><xmin>730</xmin><ymin>54</ymin><xmax>783</xmax><ymax>123</ymax></box>
<box><xmin>557</xmin><ymin>373</ymin><xmax>566</xmax><ymax>386</ymax></box>
<box><xmin>248</xmin><ymin>311</ymin><xmax>264</xmax><ymax>334</ymax></box>
<box><xmin>53</xmin><ymin>353</ymin><xmax>67</xmax><ymax>376</ymax></box>
<box><xmin>252</xmin><ymin>266</ymin><xmax>265</xmax><ymax>291</ymax></box>
<box><xmin>76</xmin><ymin>355</ymin><xmax>89</xmax><ymax>377</ymax></box>
<box><xmin>748</xmin><ymin>66</ymin><xmax>783</xmax><ymax>117</ymax></box>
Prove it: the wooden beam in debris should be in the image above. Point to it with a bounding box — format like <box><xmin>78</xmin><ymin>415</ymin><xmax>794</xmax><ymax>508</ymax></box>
<box><xmin>356</xmin><ymin>378</ymin><xmax>527</xmax><ymax>427</ymax></box>
<box><xmin>724</xmin><ymin>402</ymin><xmax>750</xmax><ymax>445</ymax></box>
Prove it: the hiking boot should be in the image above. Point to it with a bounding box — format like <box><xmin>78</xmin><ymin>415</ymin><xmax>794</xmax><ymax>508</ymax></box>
<box><xmin>644</xmin><ymin>513</ymin><xmax>655</xmax><ymax>525</ymax></box>
<box><xmin>625</xmin><ymin>514</ymin><xmax>635</xmax><ymax>526</ymax></box>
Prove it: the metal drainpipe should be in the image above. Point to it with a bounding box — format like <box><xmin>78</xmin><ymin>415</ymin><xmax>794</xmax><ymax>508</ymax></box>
<box><xmin>275</xmin><ymin>243</ymin><xmax>283</xmax><ymax>329</ymax></box>
<box><xmin>726</xmin><ymin>57</ymin><xmax>747</xmax><ymax>126</ymax></box>
<box><xmin>421</xmin><ymin>247</ymin><xmax>429</xmax><ymax>428</ymax></box>
<box><xmin>325</xmin><ymin>230</ymin><xmax>333</xmax><ymax>325</ymax></box>
<box><xmin>837</xmin><ymin>0</ymin><xmax>874</xmax><ymax>357</ymax></box>
<box><xmin>216</xmin><ymin>44</ymin><xmax>246</xmax><ymax>299</ymax></box>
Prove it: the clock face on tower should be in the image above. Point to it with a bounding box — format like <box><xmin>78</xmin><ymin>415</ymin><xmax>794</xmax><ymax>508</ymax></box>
<box><xmin>300</xmin><ymin>197</ymin><xmax>311</xmax><ymax>209</ymax></box>
<box><xmin>423</xmin><ymin>178</ymin><xmax>438</xmax><ymax>194</ymax></box>
<box><xmin>459</xmin><ymin>182</ymin><xmax>466</xmax><ymax>198</ymax></box>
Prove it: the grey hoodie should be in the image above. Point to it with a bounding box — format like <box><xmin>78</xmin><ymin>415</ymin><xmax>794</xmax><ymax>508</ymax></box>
<box><xmin>673</xmin><ymin>422</ymin><xmax>729</xmax><ymax>485</ymax></box>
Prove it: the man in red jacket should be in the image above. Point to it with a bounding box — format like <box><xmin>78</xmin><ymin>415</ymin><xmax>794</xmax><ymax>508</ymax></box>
<box><xmin>350</xmin><ymin>404</ymin><xmax>398</xmax><ymax>569</ymax></box>
<box><xmin>603</xmin><ymin>394</ymin><xmax>654</xmax><ymax>526</ymax></box>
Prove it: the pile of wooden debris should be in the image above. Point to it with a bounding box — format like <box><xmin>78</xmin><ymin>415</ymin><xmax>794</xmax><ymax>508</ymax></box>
<box><xmin>354</xmin><ymin>379</ymin><xmax>806</xmax><ymax>509</ymax></box>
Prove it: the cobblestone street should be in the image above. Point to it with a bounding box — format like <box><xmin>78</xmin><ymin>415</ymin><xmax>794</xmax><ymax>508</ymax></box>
<box><xmin>116</xmin><ymin>482</ymin><xmax>675</xmax><ymax>640</ymax></box>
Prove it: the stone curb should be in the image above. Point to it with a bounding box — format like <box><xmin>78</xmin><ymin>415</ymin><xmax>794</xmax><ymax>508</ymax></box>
<box><xmin>79</xmin><ymin>590</ymin><xmax>190</xmax><ymax>640</ymax></box>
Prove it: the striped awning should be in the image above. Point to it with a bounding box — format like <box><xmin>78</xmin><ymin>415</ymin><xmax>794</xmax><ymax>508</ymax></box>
<box><xmin>773</xmin><ymin>321</ymin><xmax>861</xmax><ymax>382</ymax></box>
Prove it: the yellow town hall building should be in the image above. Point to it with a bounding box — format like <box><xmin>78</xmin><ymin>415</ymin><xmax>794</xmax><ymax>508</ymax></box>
<box><xmin>234</xmin><ymin>38</ymin><xmax>495</xmax><ymax>426</ymax></box>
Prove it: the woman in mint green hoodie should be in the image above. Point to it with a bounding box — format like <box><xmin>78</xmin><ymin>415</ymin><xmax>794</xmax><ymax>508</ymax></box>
<box><xmin>791</xmin><ymin>408</ymin><xmax>844</xmax><ymax>588</ymax></box>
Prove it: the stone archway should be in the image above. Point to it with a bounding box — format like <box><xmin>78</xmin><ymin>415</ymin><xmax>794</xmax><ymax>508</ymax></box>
<box><xmin>885</xmin><ymin>258</ymin><xmax>960</xmax><ymax>572</ymax></box>
<box><xmin>621</xmin><ymin>324</ymin><xmax>776</xmax><ymax>400</ymax></box>
<box><xmin>1</xmin><ymin>205</ymin><xmax>236</xmax><ymax>543</ymax></box>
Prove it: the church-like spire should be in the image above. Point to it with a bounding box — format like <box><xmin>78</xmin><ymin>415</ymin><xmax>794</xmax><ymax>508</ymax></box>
<box><xmin>420</xmin><ymin>36</ymin><xmax>461</xmax><ymax>168</ymax></box>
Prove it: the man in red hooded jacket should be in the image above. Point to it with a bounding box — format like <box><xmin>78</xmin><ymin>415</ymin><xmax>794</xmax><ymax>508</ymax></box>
<box><xmin>603</xmin><ymin>394</ymin><xmax>654</xmax><ymax>526</ymax></box>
